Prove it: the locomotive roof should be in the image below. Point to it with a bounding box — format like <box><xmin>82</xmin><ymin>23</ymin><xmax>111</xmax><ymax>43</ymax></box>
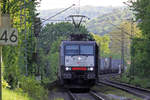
<box><xmin>61</xmin><ymin>40</ymin><xmax>97</xmax><ymax>44</ymax></box>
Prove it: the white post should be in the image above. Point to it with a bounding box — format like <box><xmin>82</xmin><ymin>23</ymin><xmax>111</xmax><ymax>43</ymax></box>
<box><xmin>0</xmin><ymin>13</ymin><xmax>11</xmax><ymax>100</ymax></box>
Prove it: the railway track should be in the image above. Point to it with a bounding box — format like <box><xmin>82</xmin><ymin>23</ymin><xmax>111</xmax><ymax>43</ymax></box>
<box><xmin>68</xmin><ymin>90</ymin><xmax>107</xmax><ymax>100</ymax></box>
<box><xmin>89</xmin><ymin>91</ymin><xmax>106</xmax><ymax>100</ymax></box>
<box><xmin>98</xmin><ymin>73</ymin><xmax>120</xmax><ymax>80</ymax></box>
<box><xmin>98</xmin><ymin>80</ymin><xmax>150</xmax><ymax>100</ymax></box>
<box><xmin>68</xmin><ymin>91</ymin><xmax>77</xmax><ymax>100</ymax></box>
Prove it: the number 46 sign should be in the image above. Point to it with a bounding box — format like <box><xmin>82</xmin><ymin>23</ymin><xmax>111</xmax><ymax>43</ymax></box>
<box><xmin>0</xmin><ymin>28</ymin><xmax>18</xmax><ymax>45</ymax></box>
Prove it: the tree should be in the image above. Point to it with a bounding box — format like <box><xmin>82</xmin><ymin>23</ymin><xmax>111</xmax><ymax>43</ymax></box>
<box><xmin>92</xmin><ymin>33</ymin><xmax>110</xmax><ymax>57</ymax></box>
<box><xmin>130</xmin><ymin>0</ymin><xmax>150</xmax><ymax>38</ymax></box>
<box><xmin>1</xmin><ymin>0</ymin><xmax>41</xmax><ymax>88</ymax></box>
<box><xmin>125</xmin><ymin>0</ymin><xmax>150</xmax><ymax>77</ymax></box>
<box><xmin>109</xmin><ymin>21</ymin><xmax>142</xmax><ymax>59</ymax></box>
<box><xmin>48</xmin><ymin>37</ymin><xmax>65</xmax><ymax>81</ymax></box>
<box><xmin>39</xmin><ymin>22</ymin><xmax>89</xmax><ymax>53</ymax></box>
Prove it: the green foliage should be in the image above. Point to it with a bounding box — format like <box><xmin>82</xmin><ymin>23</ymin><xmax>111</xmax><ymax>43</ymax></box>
<box><xmin>92</xmin><ymin>33</ymin><xmax>110</xmax><ymax>57</ymax></box>
<box><xmin>2</xmin><ymin>61</ymin><xmax>10</xmax><ymax>88</ymax></box>
<box><xmin>87</xmin><ymin>8</ymin><xmax>133</xmax><ymax>35</ymax></box>
<box><xmin>40</xmin><ymin>22</ymin><xmax>88</xmax><ymax>52</ymax></box>
<box><xmin>126</xmin><ymin>0</ymin><xmax>150</xmax><ymax>78</ymax></box>
<box><xmin>20</xmin><ymin>76</ymin><xmax>48</xmax><ymax>100</ymax></box>
<box><xmin>50</xmin><ymin>37</ymin><xmax>66</xmax><ymax>54</ymax></box>
<box><xmin>47</xmin><ymin>37</ymin><xmax>65</xmax><ymax>81</ymax></box>
<box><xmin>3</xmin><ymin>88</ymin><xmax>33</xmax><ymax>100</ymax></box>
<box><xmin>1</xmin><ymin>0</ymin><xmax>40</xmax><ymax>89</ymax></box>
<box><xmin>131</xmin><ymin>0</ymin><xmax>150</xmax><ymax>38</ymax></box>
<box><xmin>2</xmin><ymin>78</ymin><xmax>10</xmax><ymax>88</ymax></box>
<box><xmin>121</xmin><ymin>74</ymin><xmax>150</xmax><ymax>89</ymax></box>
<box><xmin>40</xmin><ymin>6</ymin><xmax>133</xmax><ymax>36</ymax></box>
<box><xmin>2</xmin><ymin>46</ymin><xmax>21</xmax><ymax>89</ymax></box>
<box><xmin>49</xmin><ymin>52</ymin><xmax>59</xmax><ymax>80</ymax></box>
<box><xmin>131</xmin><ymin>39</ymin><xmax>150</xmax><ymax>77</ymax></box>
<box><xmin>1</xmin><ymin>1</ymin><xmax>49</xmax><ymax>100</ymax></box>
<box><xmin>109</xmin><ymin>21</ymin><xmax>141</xmax><ymax>57</ymax></box>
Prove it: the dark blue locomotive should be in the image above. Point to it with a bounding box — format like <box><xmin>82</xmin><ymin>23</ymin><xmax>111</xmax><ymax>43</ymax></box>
<box><xmin>58</xmin><ymin>35</ymin><xmax>99</xmax><ymax>88</ymax></box>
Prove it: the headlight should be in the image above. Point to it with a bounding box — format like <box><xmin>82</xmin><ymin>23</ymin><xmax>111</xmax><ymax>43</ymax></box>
<box><xmin>65</xmin><ymin>67</ymin><xmax>71</xmax><ymax>71</ymax></box>
<box><xmin>88</xmin><ymin>67</ymin><xmax>94</xmax><ymax>71</ymax></box>
<box><xmin>90</xmin><ymin>67</ymin><xmax>94</xmax><ymax>71</ymax></box>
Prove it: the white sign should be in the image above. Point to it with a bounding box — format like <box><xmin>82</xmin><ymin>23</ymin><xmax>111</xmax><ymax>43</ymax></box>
<box><xmin>0</xmin><ymin>28</ymin><xmax>18</xmax><ymax>45</ymax></box>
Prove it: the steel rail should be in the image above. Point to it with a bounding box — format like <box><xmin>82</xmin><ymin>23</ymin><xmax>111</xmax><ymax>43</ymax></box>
<box><xmin>107</xmin><ymin>80</ymin><xmax>150</xmax><ymax>93</ymax></box>
<box><xmin>90</xmin><ymin>91</ymin><xmax>106</xmax><ymax>100</ymax></box>
<box><xmin>98</xmin><ymin>80</ymin><xmax>150</xmax><ymax>99</ymax></box>
<box><xmin>68</xmin><ymin>91</ymin><xmax>78</xmax><ymax>100</ymax></box>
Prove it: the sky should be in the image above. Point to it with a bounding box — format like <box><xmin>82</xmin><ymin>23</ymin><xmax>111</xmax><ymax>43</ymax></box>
<box><xmin>39</xmin><ymin>0</ymin><xmax>129</xmax><ymax>10</ymax></box>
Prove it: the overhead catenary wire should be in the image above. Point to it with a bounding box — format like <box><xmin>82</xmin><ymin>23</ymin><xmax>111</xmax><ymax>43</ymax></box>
<box><xmin>40</xmin><ymin>4</ymin><xmax>76</xmax><ymax>24</ymax></box>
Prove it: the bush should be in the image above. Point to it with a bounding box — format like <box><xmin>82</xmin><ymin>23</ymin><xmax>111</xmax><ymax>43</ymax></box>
<box><xmin>2</xmin><ymin>88</ymin><xmax>32</xmax><ymax>100</ymax></box>
<box><xmin>2</xmin><ymin>78</ymin><xmax>10</xmax><ymax>88</ymax></box>
<box><xmin>121</xmin><ymin>74</ymin><xmax>150</xmax><ymax>89</ymax></box>
<box><xmin>130</xmin><ymin>76</ymin><xmax>150</xmax><ymax>88</ymax></box>
<box><xmin>19</xmin><ymin>76</ymin><xmax>48</xmax><ymax>100</ymax></box>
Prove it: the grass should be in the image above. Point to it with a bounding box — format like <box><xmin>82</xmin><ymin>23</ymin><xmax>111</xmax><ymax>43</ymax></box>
<box><xmin>92</xmin><ymin>85</ymin><xmax>142</xmax><ymax>100</ymax></box>
<box><xmin>2</xmin><ymin>88</ymin><xmax>33</xmax><ymax>100</ymax></box>
<box><xmin>54</xmin><ymin>98</ymin><xmax>64</xmax><ymax>100</ymax></box>
<box><xmin>120</xmin><ymin>74</ymin><xmax>150</xmax><ymax>89</ymax></box>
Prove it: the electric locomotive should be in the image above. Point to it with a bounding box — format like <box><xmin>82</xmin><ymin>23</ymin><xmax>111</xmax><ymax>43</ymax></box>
<box><xmin>58</xmin><ymin>34</ymin><xmax>99</xmax><ymax>88</ymax></box>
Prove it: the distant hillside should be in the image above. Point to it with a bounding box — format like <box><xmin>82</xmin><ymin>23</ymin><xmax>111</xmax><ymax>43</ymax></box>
<box><xmin>40</xmin><ymin>6</ymin><xmax>116</xmax><ymax>23</ymax></box>
<box><xmin>40</xmin><ymin>6</ymin><xmax>133</xmax><ymax>36</ymax></box>
<box><xmin>87</xmin><ymin>8</ymin><xmax>133</xmax><ymax>35</ymax></box>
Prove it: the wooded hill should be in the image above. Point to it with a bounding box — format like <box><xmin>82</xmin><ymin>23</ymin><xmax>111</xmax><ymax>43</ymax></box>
<box><xmin>40</xmin><ymin>6</ymin><xmax>115</xmax><ymax>21</ymax></box>
<box><xmin>87</xmin><ymin>8</ymin><xmax>133</xmax><ymax>35</ymax></box>
<box><xmin>40</xmin><ymin>6</ymin><xmax>133</xmax><ymax>36</ymax></box>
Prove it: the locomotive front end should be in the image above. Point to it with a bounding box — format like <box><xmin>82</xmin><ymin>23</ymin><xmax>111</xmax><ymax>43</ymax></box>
<box><xmin>59</xmin><ymin>41</ymin><xmax>99</xmax><ymax>88</ymax></box>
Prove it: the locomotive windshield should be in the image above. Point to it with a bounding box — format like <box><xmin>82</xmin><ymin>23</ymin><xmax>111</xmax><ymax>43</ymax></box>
<box><xmin>65</xmin><ymin>45</ymin><xmax>93</xmax><ymax>55</ymax></box>
<box><xmin>80</xmin><ymin>45</ymin><xmax>93</xmax><ymax>54</ymax></box>
<box><xmin>65</xmin><ymin>45</ymin><xmax>79</xmax><ymax>54</ymax></box>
